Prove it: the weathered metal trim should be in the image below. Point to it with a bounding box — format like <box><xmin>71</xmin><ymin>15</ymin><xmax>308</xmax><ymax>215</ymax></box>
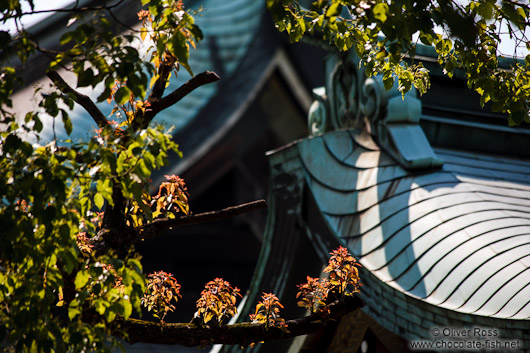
<box><xmin>307</xmin><ymin>51</ymin><xmax>443</xmax><ymax>170</ymax></box>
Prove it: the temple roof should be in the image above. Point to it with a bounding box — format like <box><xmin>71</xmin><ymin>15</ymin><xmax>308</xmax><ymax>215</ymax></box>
<box><xmin>239</xmin><ymin>51</ymin><xmax>530</xmax><ymax>352</ymax></box>
<box><xmin>298</xmin><ymin>129</ymin><xmax>530</xmax><ymax>320</ymax></box>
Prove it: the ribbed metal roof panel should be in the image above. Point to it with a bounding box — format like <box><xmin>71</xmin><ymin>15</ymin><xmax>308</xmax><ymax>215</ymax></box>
<box><xmin>298</xmin><ymin>129</ymin><xmax>530</xmax><ymax>320</ymax></box>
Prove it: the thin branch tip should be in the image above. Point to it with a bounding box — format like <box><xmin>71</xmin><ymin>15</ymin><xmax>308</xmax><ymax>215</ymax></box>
<box><xmin>136</xmin><ymin>70</ymin><xmax>222</xmax><ymax>128</ymax></box>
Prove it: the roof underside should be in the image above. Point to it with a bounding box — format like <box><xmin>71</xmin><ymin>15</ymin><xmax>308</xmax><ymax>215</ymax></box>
<box><xmin>297</xmin><ymin>129</ymin><xmax>530</xmax><ymax>320</ymax></box>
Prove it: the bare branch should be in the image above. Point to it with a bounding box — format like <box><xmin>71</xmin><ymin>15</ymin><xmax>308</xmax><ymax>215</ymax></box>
<box><xmin>135</xmin><ymin>71</ymin><xmax>220</xmax><ymax>128</ymax></box>
<box><xmin>46</xmin><ymin>71</ymin><xmax>109</xmax><ymax>128</ymax></box>
<box><xmin>153</xmin><ymin>71</ymin><xmax>220</xmax><ymax>112</ymax></box>
<box><xmin>12</xmin><ymin>0</ymin><xmax>126</xmax><ymax>18</ymax></box>
<box><xmin>138</xmin><ymin>199</ymin><xmax>267</xmax><ymax>241</ymax></box>
<box><xmin>106</xmin><ymin>7</ymin><xmax>142</xmax><ymax>33</ymax></box>
<box><xmin>119</xmin><ymin>295</ymin><xmax>363</xmax><ymax>346</ymax></box>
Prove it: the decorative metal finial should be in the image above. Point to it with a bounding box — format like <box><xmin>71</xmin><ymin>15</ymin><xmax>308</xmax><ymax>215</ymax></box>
<box><xmin>307</xmin><ymin>51</ymin><xmax>443</xmax><ymax>170</ymax></box>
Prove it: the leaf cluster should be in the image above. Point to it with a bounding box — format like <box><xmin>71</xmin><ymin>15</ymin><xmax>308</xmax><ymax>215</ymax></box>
<box><xmin>51</xmin><ymin>13</ymin><xmax>149</xmax><ymax>107</ymax></box>
<box><xmin>138</xmin><ymin>0</ymin><xmax>203</xmax><ymax>80</ymax></box>
<box><xmin>296</xmin><ymin>246</ymin><xmax>361</xmax><ymax>314</ymax></box>
<box><xmin>296</xmin><ymin>276</ymin><xmax>331</xmax><ymax>314</ymax></box>
<box><xmin>268</xmin><ymin>0</ymin><xmax>530</xmax><ymax>123</ymax></box>
<box><xmin>195</xmin><ymin>278</ymin><xmax>242</xmax><ymax>325</ymax></box>
<box><xmin>141</xmin><ymin>271</ymin><xmax>181</xmax><ymax>322</ymax></box>
<box><xmin>152</xmin><ymin>174</ymin><xmax>189</xmax><ymax>218</ymax></box>
<box><xmin>69</xmin><ymin>257</ymin><xmax>145</xmax><ymax>325</ymax></box>
<box><xmin>249</xmin><ymin>293</ymin><xmax>287</xmax><ymax>330</ymax></box>
<box><xmin>324</xmin><ymin>246</ymin><xmax>361</xmax><ymax>296</ymax></box>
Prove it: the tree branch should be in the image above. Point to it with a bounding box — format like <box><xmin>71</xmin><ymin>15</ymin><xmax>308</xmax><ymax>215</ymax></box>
<box><xmin>46</xmin><ymin>71</ymin><xmax>109</xmax><ymax>128</ymax></box>
<box><xmin>119</xmin><ymin>295</ymin><xmax>363</xmax><ymax>346</ymax></box>
<box><xmin>135</xmin><ymin>71</ymin><xmax>220</xmax><ymax>128</ymax></box>
<box><xmin>15</xmin><ymin>0</ymin><xmax>126</xmax><ymax>17</ymax></box>
<box><xmin>138</xmin><ymin>199</ymin><xmax>267</xmax><ymax>241</ymax></box>
<box><xmin>152</xmin><ymin>71</ymin><xmax>220</xmax><ymax>112</ymax></box>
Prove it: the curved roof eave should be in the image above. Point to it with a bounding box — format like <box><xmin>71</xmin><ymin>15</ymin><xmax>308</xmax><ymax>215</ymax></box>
<box><xmin>294</xmin><ymin>128</ymin><xmax>530</xmax><ymax>339</ymax></box>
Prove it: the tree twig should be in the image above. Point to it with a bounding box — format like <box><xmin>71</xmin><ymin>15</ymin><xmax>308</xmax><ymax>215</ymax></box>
<box><xmin>138</xmin><ymin>199</ymin><xmax>267</xmax><ymax>241</ymax></box>
<box><xmin>118</xmin><ymin>295</ymin><xmax>363</xmax><ymax>346</ymax></box>
<box><xmin>46</xmin><ymin>71</ymin><xmax>109</xmax><ymax>128</ymax></box>
<box><xmin>14</xmin><ymin>0</ymin><xmax>126</xmax><ymax>17</ymax></box>
<box><xmin>153</xmin><ymin>71</ymin><xmax>220</xmax><ymax>112</ymax></box>
<box><xmin>136</xmin><ymin>71</ymin><xmax>220</xmax><ymax>128</ymax></box>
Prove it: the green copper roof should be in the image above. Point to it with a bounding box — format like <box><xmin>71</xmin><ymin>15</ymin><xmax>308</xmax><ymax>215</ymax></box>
<box><xmin>297</xmin><ymin>129</ymin><xmax>530</xmax><ymax>320</ymax></box>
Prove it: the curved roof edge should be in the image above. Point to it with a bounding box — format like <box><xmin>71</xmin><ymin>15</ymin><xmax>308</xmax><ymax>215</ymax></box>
<box><xmin>235</xmin><ymin>129</ymin><xmax>530</xmax><ymax>352</ymax></box>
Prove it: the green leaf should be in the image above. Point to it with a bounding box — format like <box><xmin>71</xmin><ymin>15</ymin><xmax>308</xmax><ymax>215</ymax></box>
<box><xmin>169</xmin><ymin>32</ymin><xmax>190</xmax><ymax>63</ymax></box>
<box><xmin>127</xmin><ymin>141</ymin><xmax>142</xmax><ymax>156</ymax></box>
<box><xmin>68</xmin><ymin>305</ymin><xmax>81</xmax><ymax>320</ymax></box>
<box><xmin>326</xmin><ymin>3</ymin><xmax>341</xmax><ymax>17</ymax></box>
<box><xmin>477</xmin><ymin>2</ymin><xmax>494</xmax><ymax>20</ymax></box>
<box><xmin>59</xmin><ymin>31</ymin><xmax>75</xmax><ymax>45</ymax></box>
<box><xmin>116</xmin><ymin>151</ymin><xmax>127</xmax><ymax>174</ymax></box>
<box><xmin>4</xmin><ymin>133</ymin><xmax>22</xmax><ymax>152</ymax></box>
<box><xmin>121</xmin><ymin>299</ymin><xmax>132</xmax><ymax>319</ymax></box>
<box><xmin>114</xmin><ymin>86</ymin><xmax>131</xmax><ymax>105</ymax></box>
<box><xmin>383</xmin><ymin>74</ymin><xmax>394</xmax><ymax>90</ymax></box>
<box><xmin>77</xmin><ymin>68</ymin><xmax>95</xmax><ymax>88</ymax></box>
<box><xmin>104</xmin><ymin>309</ymin><xmax>116</xmax><ymax>323</ymax></box>
<box><xmin>60</xmin><ymin>249</ymin><xmax>77</xmax><ymax>274</ymax></box>
<box><xmin>96</xmin><ymin>179</ymin><xmax>113</xmax><ymax>197</ymax></box>
<box><xmin>75</xmin><ymin>271</ymin><xmax>90</xmax><ymax>290</ymax></box>
<box><xmin>510</xmin><ymin>111</ymin><xmax>525</xmax><ymax>125</ymax></box>
<box><xmin>94</xmin><ymin>193</ymin><xmax>105</xmax><ymax>210</ymax></box>
<box><xmin>373</xmin><ymin>3</ymin><xmax>388</xmax><ymax>23</ymax></box>
<box><xmin>61</xmin><ymin>110</ymin><xmax>73</xmax><ymax>135</ymax></box>
<box><xmin>133</xmin><ymin>159</ymin><xmax>151</xmax><ymax>180</ymax></box>
<box><xmin>94</xmin><ymin>300</ymin><xmax>107</xmax><ymax>315</ymax></box>
<box><xmin>127</xmin><ymin>258</ymin><xmax>143</xmax><ymax>273</ymax></box>
<box><xmin>127</xmin><ymin>73</ymin><xmax>146</xmax><ymax>100</ymax></box>
<box><xmin>181</xmin><ymin>61</ymin><xmax>194</xmax><ymax>77</ymax></box>
<box><xmin>190</xmin><ymin>24</ymin><xmax>204</xmax><ymax>41</ymax></box>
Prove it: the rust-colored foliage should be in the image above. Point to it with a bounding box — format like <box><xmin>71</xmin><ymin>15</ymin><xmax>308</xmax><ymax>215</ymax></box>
<box><xmin>249</xmin><ymin>292</ymin><xmax>287</xmax><ymax>329</ymax></box>
<box><xmin>152</xmin><ymin>174</ymin><xmax>189</xmax><ymax>218</ymax></box>
<box><xmin>125</xmin><ymin>175</ymin><xmax>189</xmax><ymax>229</ymax></box>
<box><xmin>15</xmin><ymin>199</ymin><xmax>28</xmax><ymax>213</ymax></box>
<box><xmin>76</xmin><ymin>232</ymin><xmax>94</xmax><ymax>254</ymax></box>
<box><xmin>195</xmin><ymin>278</ymin><xmax>241</xmax><ymax>325</ymax></box>
<box><xmin>297</xmin><ymin>246</ymin><xmax>361</xmax><ymax>313</ymax></box>
<box><xmin>296</xmin><ymin>276</ymin><xmax>330</xmax><ymax>314</ymax></box>
<box><xmin>142</xmin><ymin>271</ymin><xmax>182</xmax><ymax>322</ymax></box>
<box><xmin>137</xmin><ymin>9</ymin><xmax>150</xmax><ymax>21</ymax></box>
<box><xmin>324</xmin><ymin>246</ymin><xmax>361</xmax><ymax>296</ymax></box>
